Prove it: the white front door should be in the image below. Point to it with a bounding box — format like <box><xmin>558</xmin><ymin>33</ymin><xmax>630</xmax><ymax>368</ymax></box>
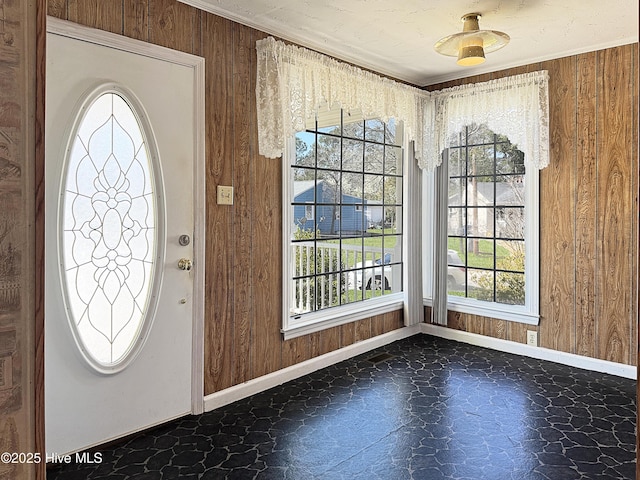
<box><xmin>45</xmin><ymin>19</ymin><xmax>204</xmax><ymax>455</ymax></box>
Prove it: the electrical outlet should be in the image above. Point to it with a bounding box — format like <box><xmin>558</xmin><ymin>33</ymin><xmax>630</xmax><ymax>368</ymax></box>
<box><xmin>217</xmin><ymin>185</ymin><xmax>233</xmax><ymax>205</ymax></box>
<box><xmin>526</xmin><ymin>330</ymin><xmax>538</xmax><ymax>346</ymax></box>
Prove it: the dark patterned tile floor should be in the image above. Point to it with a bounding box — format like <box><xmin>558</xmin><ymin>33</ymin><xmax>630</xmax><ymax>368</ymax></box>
<box><xmin>47</xmin><ymin>334</ymin><xmax>637</xmax><ymax>479</ymax></box>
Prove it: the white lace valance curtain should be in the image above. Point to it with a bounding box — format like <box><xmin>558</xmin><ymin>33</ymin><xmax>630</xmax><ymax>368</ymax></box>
<box><xmin>426</xmin><ymin>71</ymin><xmax>549</xmax><ymax>170</ymax></box>
<box><xmin>256</xmin><ymin>36</ymin><xmax>431</xmax><ymax>163</ymax></box>
<box><xmin>255</xmin><ymin>36</ymin><xmax>549</xmax><ymax>172</ymax></box>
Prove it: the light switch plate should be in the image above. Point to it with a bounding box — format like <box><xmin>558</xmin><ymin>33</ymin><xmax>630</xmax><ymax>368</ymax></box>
<box><xmin>217</xmin><ymin>185</ymin><xmax>233</xmax><ymax>205</ymax></box>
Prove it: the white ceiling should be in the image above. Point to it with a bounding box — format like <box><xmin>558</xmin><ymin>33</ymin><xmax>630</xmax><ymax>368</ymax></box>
<box><xmin>180</xmin><ymin>0</ymin><xmax>638</xmax><ymax>87</ymax></box>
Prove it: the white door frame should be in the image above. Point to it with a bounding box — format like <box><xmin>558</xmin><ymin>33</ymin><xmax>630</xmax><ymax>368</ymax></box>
<box><xmin>46</xmin><ymin>16</ymin><xmax>206</xmax><ymax>415</ymax></box>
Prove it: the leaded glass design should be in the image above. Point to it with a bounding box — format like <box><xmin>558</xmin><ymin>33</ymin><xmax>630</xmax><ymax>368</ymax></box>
<box><xmin>61</xmin><ymin>90</ymin><xmax>158</xmax><ymax>370</ymax></box>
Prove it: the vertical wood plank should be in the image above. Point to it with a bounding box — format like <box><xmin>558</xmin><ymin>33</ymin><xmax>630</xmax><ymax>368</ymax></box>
<box><xmin>282</xmin><ymin>336</ymin><xmax>310</xmax><ymax>368</ymax></box>
<box><xmin>507</xmin><ymin>322</ymin><xmax>535</xmax><ymax>345</ymax></box>
<box><xmin>148</xmin><ymin>0</ymin><xmax>198</xmax><ymax>54</ymax></box>
<box><xmin>383</xmin><ymin>310</ymin><xmax>403</xmax><ymax>332</ymax></box>
<box><xmin>423</xmin><ymin>306</ymin><xmax>432</xmax><ymax>322</ymax></box>
<box><xmin>465</xmin><ymin>314</ymin><xmax>481</xmax><ymax>335</ymax></box>
<box><xmin>595</xmin><ymin>46</ymin><xmax>634</xmax><ymax>363</ymax></box>
<box><xmin>354</xmin><ymin>318</ymin><xmax>372</xmax><ymax>342</ymax></box>
<box><xmin>489</xmin><ymin>318</ymin><xmax>508</xmax><ymax>340</ymax></box>
<box><xmin>47</xmin><ymin>0</ymin><xmax>68</xmax><ymax>19</ymax></box>
<box><xmin>248</xmin><ymin>25</ymin><xmax>283</xmax><ymax>379</ymax></box>
<box><xmin>68</xmin><ymin>0</ymin><xmax>123</xmax><ymax>33</ymax></box>
<box><xmin>446</xmin><ymin>310</ymin><xmax>466</xmax><ymax>331</ymax></box>
<box><xmin>124</xmin><ymin>0</ymin><xmax>148</xmax><ymax>41</ymax></box>
<box><xmin>539</xmin><ymin>55</ymin><xmax>576</xmax><ymax>354</ymax></box>
<box><xmin>231</xmin><ymin>22</ymin><xmax>253</xmax><ymax>385</ymax></box>
<box><xmin>310</xmin><ymin>327</ymin><xmax>340</xmax><ymax>358</ymax></box>
<box><xmin>341</xmin><ymin>321</ymin><xmax>356</xmax><ymax>346</ymax></box>
<box><xmin>203</xmin><ymin>12</ymin><xmax>235</xmax><ymax>394</ymax></box>
<box><xmin>371</xmin><ymin>313</ymin><xmax>386</xmax><ymax>337</ymax></box>
<box><xmin>631</xmin><ymin>44</ymin><xmax>638</xmax><ymax>368</ymax></box>
<box><xmin>575</xmin><ymin>51</ymin><xmax>598</xmax><ymax>358</ymax></box>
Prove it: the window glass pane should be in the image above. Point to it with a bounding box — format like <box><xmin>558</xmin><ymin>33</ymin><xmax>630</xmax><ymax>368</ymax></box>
<box><xmin>292</xmin><ymin>165</ymin><xmax>315</xmax><ymax>183</ymax></box>
<box><xmin>364</xmin><ymin>174</ymin><xmax>383</xmax><ymax>203</ymax></box>
<box><xmin>343</xmin><ymin>138</ymin><xmax>363</xmax><ymax>171</ymax></box>
<box><xmin>468</xmin><ymin>269</ymin><xmax>494</xmax><ymax>301</ymax></box>
<box><xmin>468</xmin><ymin>145</ymin><xmax>494</xmax><ymax>177</ymax></box>
<box><xmin>340</xmin><ymin>204</ymin><xmax>365</xmax><ymax>236</ymax></box>
<box><xmin>387</xmin><ymin>264</ymin><xmax>402</xmax><ymax>293</ymax></box>
<box><xmin>292</xmin><ymin>170</ymin><xmax>315</xmax><ymax>201</ymax></box>
<box><xmin>467</xmin><ymin>207</ymin><xmax>494</xmax><ymax>237</ymax></box>
<box><xmin>496</xmin><ymin>146</ymin><xmax>525</xmax><ymax>174</ymax></box>
<box><xmin>62</xmin><ymin>91</ymin><xmax>157</xmax><ymax>369</ymax></box>
<box><xmin>294</xmin><ymin>131</ymin><xmax>316</xmax><ymax>167</ymax></box>
<box><xmin>385</xmin><ymin>146</ymin><xmax>402</xmax><ymax>175</ymax></box>
<box><xmin>466</xmin><ymin>240</ymin><xmax>494</xmax><ymax>269</ymax></box>
<box><xmin>496</xmin><ymin>208</ymin><xmax>524</xmax><ymax>238</ymax></box>
<box><xmin>384</xmin><ymin>176</ymin><xmax>402</xmax><ymax>205</ymax></box>
<box><xmin>364</xmin><ymin>118</ymin><xmax>385</xmax><ymax>143</ymax></box>
<box><xmin>343</xmin><ymin>273</ymin><xmax>364</xmax><ymax>303</ymax></box>
<box><xmin>316</xmin><ymin>171</ymin><xmax>340</xmax><ymax>204</ymax></box>
<box><xmin>361</xmin><ymin>263</ymin><xmax>390</xmax><ymax>293</ymax></box>
<box><xmin>447</xmin><ymin>208</ymin><xmax>466</xmax><ymax>236</ymax></box>
<box><xmin>343</xmin><ymin>119</ymin><xmax>364</xmax><ymax>140</ymax></box>
<box><xmin>496</xmin><ymin>176</ymin><xmax>524</xmax><ymax>205</ymax></box>
<box><xmin>449</xmin><ymin>178</ymin><xmax>466</xmax><ymax>206</ymax></box>
<box><xmin>447</xmin><ymin>264</ymin><xmax>467</xmax><ymax>295</ymax></box>
<box><xmin>496</xmin><ymin>272</ymin><xmax>525</xmax><ymax>305</ymax></box>
<box><xmin>318</xmin><ymin>123</ymin><xmax>340</xmax><ymax>135</ymax></box>
<box><xmin>449</xmin><ymin>148</ymin><xmax>464</xmax><ymax>177</ymax></box>
<box><xmin>291</xmin><ymin>205</ymin><xmax>315</xmax><ymax>238</ymax></box>
<box><xmin>496</xmin><ymin>240</ymin><xmax>525</xmax><ymax>272</ymax></box>
<box><xmin>385</xmin><ymin>206</ymin><xmax>401</xmax><ymax>233</ymax></box>
<box><xmin>317</xmin><ymin>134</ymin><xmax>341</xmax><ymax>169</ymax></box>
<box><xmin>469</xmin><ymin>179</ymin><xmax>494</xmax><ymax>204</ymax></box>
<box><xmin>342</xmin><ymin>172</ymin><xmax>363</xmax><ymax>200</ymax></box>
<box><xmin>385</xmin><ymin>118</ymin><xmax>398</xmax><ymax>145</ymax></box>
<box><xmin>364</xmin><ymin>142</ymin><xmax>384</xmax><ymax>174</ymax></box>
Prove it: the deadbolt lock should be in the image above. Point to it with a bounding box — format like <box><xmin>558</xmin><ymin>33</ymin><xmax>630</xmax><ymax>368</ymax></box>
<box><xmin>178</xmin><ymin>258</ymin><xmax>193</xmax><ymax>271</ymax></box>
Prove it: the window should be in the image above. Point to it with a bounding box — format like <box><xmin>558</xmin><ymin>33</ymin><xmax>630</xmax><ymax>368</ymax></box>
<box><xmin>60</xmin><ymin>87</ymin><xmax>163</xmax><ymax>372</ymax></box>
<box><xmin>284</xmin><ymin>108</ymin><xmax>404</xmax><ymax>337</ymax></box>
<box><xmin>427</xmin><ymin>123</ymin><xmax>539</xmax><ymax>324</ymax></box>
<box><xmin>305</xmin><ymin>205</ymin><xmax>314</xmax><ymax>220</ymax></box>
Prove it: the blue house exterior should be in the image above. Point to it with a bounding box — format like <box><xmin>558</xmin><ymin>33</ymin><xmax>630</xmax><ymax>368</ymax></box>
<box><xmin>293</xmin><ymin>180</ymin><xmax>366</xmax><ymax>236</ymax></box>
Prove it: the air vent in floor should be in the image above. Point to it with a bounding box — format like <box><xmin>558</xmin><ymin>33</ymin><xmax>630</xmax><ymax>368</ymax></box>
<box><xmin>366</xmin><ymin>352</ymin><xmax>395</xmax><ymax>364</ymax></box>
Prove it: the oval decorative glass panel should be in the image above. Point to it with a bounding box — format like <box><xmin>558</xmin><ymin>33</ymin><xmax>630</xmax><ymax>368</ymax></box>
<box><xmin>60</xmin><ymin>86</ymin><xmax>162</xmax><ymax>373</ymax></box>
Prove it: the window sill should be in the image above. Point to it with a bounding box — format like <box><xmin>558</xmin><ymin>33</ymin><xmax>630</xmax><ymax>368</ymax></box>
<box><xmin>282</xmin><ymin>293</ymin><xmax>404</xmax><ymax>340</ymax></box>
<box><xmin>423</xmin><ymin>297</ymin><xmax>539</xmax><ymax>325</ymax></box>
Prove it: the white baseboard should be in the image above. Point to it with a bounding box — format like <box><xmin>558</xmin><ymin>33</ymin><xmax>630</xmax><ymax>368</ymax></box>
<box><xmin>421</xmin><ymin>323</ymin><xmax>637</xmax><ymax>379</ymax></box>
<box><xmin>204</xmin><ymin>324</ymin><xmax>422</xmax><ymax>412</ymax></box>
<box><xmin>204</xmin><ymin>322</ymin><xmax>635</xmax><ymax>413</ymax></box>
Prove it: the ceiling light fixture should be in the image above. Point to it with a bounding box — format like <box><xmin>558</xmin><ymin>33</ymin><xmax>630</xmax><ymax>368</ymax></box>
<box><xmin>434</xmin><ymin>13</ymin><xmax>510</xmax><ymax>67</ymax></box>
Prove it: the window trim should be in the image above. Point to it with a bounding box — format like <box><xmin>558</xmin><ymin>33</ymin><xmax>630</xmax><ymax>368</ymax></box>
<box><xmin>423</xmin><ymin>134</ymin><xmax>540</xmax><ymax>326</ymax></box>
<box><xmin>282</xmin><ymin>120</ymin><xmax>408</xmax><ymax>339</ymax></box>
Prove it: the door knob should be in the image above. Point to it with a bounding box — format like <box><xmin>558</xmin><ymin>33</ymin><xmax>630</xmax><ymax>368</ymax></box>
<box><xmin>178</xmin><ymin>258</ymin><xmax>193</xmax><ymax>271</ymax></box>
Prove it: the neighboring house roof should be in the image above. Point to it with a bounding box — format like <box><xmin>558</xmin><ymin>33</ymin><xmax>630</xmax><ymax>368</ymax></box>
<box><xmin>293</xmin><ymin>180</ymin><xmax>318</xmax><ymax>197</ymax></box>
<box><xmin>449</xmin><ymin>181</ymin><xmax>523</xmax><ymax>206</ymax></box>
<box><xmin>293</xmin><ymin>179</ymin><xmax>367</xmax><ymax>205</ymax></box>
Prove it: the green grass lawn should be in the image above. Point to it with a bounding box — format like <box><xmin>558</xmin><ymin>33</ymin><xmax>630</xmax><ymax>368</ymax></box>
<box><xmin>448</xmin><ymin>237</ymin><xmax>510</xmax><ymax>269</ymax></box>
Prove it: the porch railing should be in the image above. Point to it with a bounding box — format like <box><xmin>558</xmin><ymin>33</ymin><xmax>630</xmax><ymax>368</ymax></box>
<box><xmin>290</xmin><ymin>241</ymin><xmax>384</xmax><ymax>314</ymax></box>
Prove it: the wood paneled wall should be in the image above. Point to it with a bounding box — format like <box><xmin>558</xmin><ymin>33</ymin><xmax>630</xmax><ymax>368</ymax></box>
<box><xmin>0</xmin><ymin>0</ymin><xmax>40</xmax><ymax>479</ymax></box>
<box><xmin>46</xmin><ymin>0</ymin><xmax>405</xmax><ymax>397</ymax></box>
<box><xmin>426</xmin><ymin>45</ymin><xmax>639</xmax><ymax>366</ymax></box>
